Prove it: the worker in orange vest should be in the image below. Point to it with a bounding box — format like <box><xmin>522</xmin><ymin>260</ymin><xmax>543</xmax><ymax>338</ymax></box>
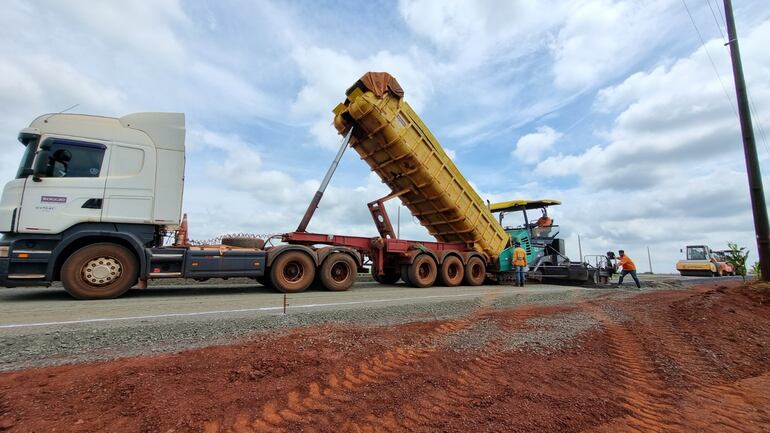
<box><xmin>616</xmin><ymin>250</ymin><xmax>641</xmax><ymax>289</ymax></box>
<box><xmin>512</xmin><ymin>241</ymin><xmax>528</xmax><ymax>287</ymax></box>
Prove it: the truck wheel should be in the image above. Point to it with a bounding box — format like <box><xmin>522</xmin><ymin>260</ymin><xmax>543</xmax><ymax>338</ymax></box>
<box><xmin>439</xmin><ymin>256</ymin><xmax>464</xmax><ymax>287</ymax></box>
<box><xmin>463</xmin><ymin>256</ymin><xmax>486</xmax><ymax>286</ymax></box>
<box><xmin>371</xmin><ymin>267</ymin><xmax>400</xmax><ymax>284</ymax></box>
<box><xmin>320</xmin><ymin>253</ymin><xmax>356</xmax><ymax>291</ymax></box>
<box><xmin>61</xmin><ymin>243</ymin><xmax>139</xmax><ymax>300</ymax></box>
<box><xmin>401</xmin><ymin>265</ymin><xmax>412</xmax><ymax>286</ymax></box>
<box><xmin>270</xmin><ymin>251</ymin><xmax>315</xmax><ymax>293</ymax></box>
<box><xmin>407</xmin><ymin>254</ymin><xmax>437</xmax><ymax>288</ymax></box>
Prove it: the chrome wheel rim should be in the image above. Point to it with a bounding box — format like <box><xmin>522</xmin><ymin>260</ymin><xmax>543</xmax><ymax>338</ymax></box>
<box><xmin>82</xmin><ymin>256</ymin><xmax>122</xmax><ymax>286</ymax></box>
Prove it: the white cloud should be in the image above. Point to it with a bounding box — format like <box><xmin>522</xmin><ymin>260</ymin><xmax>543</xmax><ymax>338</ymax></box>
<box><xmin>537</xmin><ymin>21</ymin><xmax>770</xmax><ymax>190</ymax></box>
<box><xmin>37</xmin><ymin>0</ymin><xmax>189</xmax><ymax>63</ymax></box>
<box><xmin>512</xmin><ymin>126</ymin><xmax>562</xmax><ymax>164</ymax></box>
<box><xmin>290</xmin><ymin>46</ymin><xmax>435</xmax><ymax>149</ymax></box>
<box><xmin>398</xmin><ymin>0</ymin><xmax>568</xmax><ymax>64</ymax></box>
<box><xmin>550</xmin><ymin>0</ymin><xmax>676</xmax><ymax>90</ymax></box>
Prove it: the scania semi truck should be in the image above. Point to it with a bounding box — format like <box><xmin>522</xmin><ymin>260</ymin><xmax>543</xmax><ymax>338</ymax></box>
<box><xmin>0</xmin><ymin>72</ymin><xmax>592</xmax><ymax>299</ymax></box>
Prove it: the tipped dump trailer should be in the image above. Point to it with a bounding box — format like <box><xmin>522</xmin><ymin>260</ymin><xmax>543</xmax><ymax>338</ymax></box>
<box><xmin>332</xmin><ymin>75</ymin><xmax>509</xmax><ymax>260</ymax></box>
<box><xmin>324</xmin><ymin>72</ymin><xmax>594</xmax><ymax>286</ymax></box>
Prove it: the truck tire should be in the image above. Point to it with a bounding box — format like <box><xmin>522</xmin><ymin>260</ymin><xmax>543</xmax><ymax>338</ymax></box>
<box><xmin>439</xmin><ymin>256</ymin><xmax>464</xmax><ymax>287</ymax></box>
<box><xmin>320</xmin><ymin>253</ymin><xmax>356</xmax><ymax>291</ymax></box>
<box><xmin>407</xmin><ymin>254</ymin><xmax>437</xmax><ymax>288</ymax></box>
<box><xmin>463</xmin><ymin>256</ymin><xmax>486</xmax><ymax>286</ymax></box>
<box><xmin>270</xmin><ymin>251</ymin><xmax>315</xmax><ymax>293</ymax></box>
<box><xmin>221</xmin><ymin>237</ymin><xmax>265</xmax><ymax>250</ymax></box>
<box><xmin>61</xmin><ymin>243</ymin><xmax>139</xmax><ymax>300</ymax></box>
<box><xmin>401</xmin><ymin>265</ymin><xmax>412</xmax><ymax>286</ymax></box>
<box><xmin>371</xmin><ymin>267</ymin><xmax>400</xmax><ymax>284</ymax></box>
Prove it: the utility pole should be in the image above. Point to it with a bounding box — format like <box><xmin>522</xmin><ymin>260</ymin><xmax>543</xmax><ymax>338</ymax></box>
<box><xmin>647</xmin><ymin>246</ymin><xmax>653</xmax><ymax>274</ymax></box>
<box><xmin>577</xmin><ymin>234</ymin><xmax>583</xmax><ymax>263</ymax></box>
<box><xmin>724</xmin><ymin>0</ymin><xmax>770</xmax><ymax>281</ymax></box>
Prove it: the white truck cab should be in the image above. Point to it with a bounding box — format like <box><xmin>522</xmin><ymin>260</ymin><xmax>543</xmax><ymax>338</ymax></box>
<box><xmin>0</xmin><ymin>113</ymin><xmax>192</xmax><ymax>298</ymax></box>
<box><xmin>0</xmin><ymin>112</ymin><xmax>185</xmax><ymax>233</ymax></box>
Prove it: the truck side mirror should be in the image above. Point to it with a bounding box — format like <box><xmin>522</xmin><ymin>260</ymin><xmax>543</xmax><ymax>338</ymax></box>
<box><xmin>32</xmin><ymin>148</ymin><xmax>51</xmax><ymax>182</ymax></box>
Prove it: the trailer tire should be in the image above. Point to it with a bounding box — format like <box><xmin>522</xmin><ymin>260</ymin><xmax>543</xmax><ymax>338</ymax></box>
<box><xmin>320</xmin><ymin>253</ymin><xmax>356</xmax><ymax>291</ymax></box>
<box><xmin>438</xmin><ymin>256</ymin><xmax>464</xmax><ymax>287</ymax></box>
<box><xmin>407</xmin><ymin>254</ymin><xmax>437</xmax><ymax>288</ymax></box>
<box><xmin>270</xmin><ymin>251</ymin><xmax>315</xmax><ymax>293</ymax></box>
<box><xmin>401</xmin><ymin>265</ymin><xmax>412</xmax><ymax>286</ymax></box>
<box><xmin>61</xmin><ymin>243</ymin><xmax>139</xmax><ymax>300</ymax></box>
<box><xmin>221</xmin><ymin>237</ymin><xmax>265</xmax><ymax>250</ymax></box>
<box><xmin>463</xmin><ymin>256</ymin><xmax>486</xmax><ymax>286</ymax></box>
<box><xmin>371</xmin><ymin>267</ymin><xmax>400</xmax><ymax>284</ymax></box>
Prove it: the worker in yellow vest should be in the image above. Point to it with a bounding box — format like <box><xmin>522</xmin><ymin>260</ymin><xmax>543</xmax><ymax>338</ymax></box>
<box><xmin>512</xmin><ymin>241</ymin><xmax>528</xmax><ymax>287</ymax></box>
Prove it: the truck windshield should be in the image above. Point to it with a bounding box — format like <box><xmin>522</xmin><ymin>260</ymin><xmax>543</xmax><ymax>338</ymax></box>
<box><xmin>16</xmin><ymin>135</ymin><xmax>40</xmax><ymax>178</ymax></box>
<box><xmin>687</xmin><ymin>246</ymin><xmax>708</xmax><ymax>260</ymax></box>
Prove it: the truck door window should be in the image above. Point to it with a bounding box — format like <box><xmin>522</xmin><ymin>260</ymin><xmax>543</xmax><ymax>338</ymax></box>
<box><xmin>42</xmin><ymin>140</ymin><xmax>106</xmax><ymax>178</ymax></box>
<box><xmin>16</xmin><ymin>135</ymin><xmax>40</xmax><ymax>178</ymax></box>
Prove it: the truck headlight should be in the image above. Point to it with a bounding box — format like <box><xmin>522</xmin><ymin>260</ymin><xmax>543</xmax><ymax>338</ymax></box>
<box><xmin>0</xmin><ymin>246</ymin><xmax>8</xmax><ymax>257</ymax></box>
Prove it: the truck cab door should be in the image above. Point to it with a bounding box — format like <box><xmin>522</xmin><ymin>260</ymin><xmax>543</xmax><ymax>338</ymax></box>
<box><xmin>16</xmin><ymin>137</ymin><xmax>109</xmax><ymax>234</ymax></box>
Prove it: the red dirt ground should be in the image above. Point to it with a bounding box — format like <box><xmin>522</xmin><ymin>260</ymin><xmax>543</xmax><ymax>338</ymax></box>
<box><xmin>1</xmin><ymin>282</ymin><xmax>768</xmax><ymax>433</ymax></box>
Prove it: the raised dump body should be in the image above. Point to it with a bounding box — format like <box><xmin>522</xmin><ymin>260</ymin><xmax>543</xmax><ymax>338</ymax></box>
<box><xmin>333</xmin><ymin>72</ymin><xmax>509</xmax><ymax>259</ymax></box>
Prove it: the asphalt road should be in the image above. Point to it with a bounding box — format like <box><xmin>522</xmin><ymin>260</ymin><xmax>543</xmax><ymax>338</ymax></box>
<box><xmin>0</xmin><ymin>280</ymin><xmax>590</xmax><ymax>330</ymax></box>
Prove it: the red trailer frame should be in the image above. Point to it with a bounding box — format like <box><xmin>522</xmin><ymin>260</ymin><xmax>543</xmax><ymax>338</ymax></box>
<box><xmin>285</xmin><ymin>193</ymin><xmax>488</xmax><ymax>286</ymax></box>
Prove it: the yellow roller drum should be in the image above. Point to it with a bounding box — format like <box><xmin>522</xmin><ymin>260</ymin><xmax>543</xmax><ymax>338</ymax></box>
<box><xmin>333</xmin><ymin>72</ymin><xmax>509</xmax><ymax>259</ymax></box>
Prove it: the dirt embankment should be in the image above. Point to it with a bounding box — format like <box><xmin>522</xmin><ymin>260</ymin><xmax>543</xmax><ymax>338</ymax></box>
<box><xmin>0</xmin><ymin>282</ymin><xmax>768</xmax><ymax>433</ymax></box>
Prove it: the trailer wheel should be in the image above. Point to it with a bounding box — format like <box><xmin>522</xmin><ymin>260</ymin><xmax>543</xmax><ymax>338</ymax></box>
<box><xmin>400</xmin><ymin>265</ymin><xmax>412</xmax><ymax>286</ymax></box>
<box><xmin>439</xmin><ymin>256</ymin><xmax>464</xmax><ymax>287</ymax></box>
<box><xmin>463</xmin><ymin>256</ymin><xmax>486</xmax><ymax>286</ymax></box>
<box><xmin>61</xmin><ymin>243</ymin><xmax>139</xmax><ymax>300</ymax></box>
<box><xmin>407</xmin><ymin>254</ymin><xmax>437</xmax><ymax>288</ymax></box>
<box><xmin>371</xmin><ymin>267</ymin><xmax>400</xmax><ymax>284</ymax></box>
<box><xmin>320</xmin><ymin>253</ymin><xmax>356</xmax><ymax>291</ymax></box>
<box><xmin>270</xmin><ymin>251</ymin><xmax>315</xmax><ymax>293</ymax></box>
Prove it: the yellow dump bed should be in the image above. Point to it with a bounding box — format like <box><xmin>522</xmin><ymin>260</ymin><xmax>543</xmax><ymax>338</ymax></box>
<box><xmin>333</xmin><ymin>72</ymin><xmax>509</xmax><ymax>259</ymax></box>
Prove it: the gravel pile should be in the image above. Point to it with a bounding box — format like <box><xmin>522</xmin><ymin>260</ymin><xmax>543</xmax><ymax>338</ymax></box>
<box><xmin>491</xmin><ymin>289</ymin><xmax>610</xmax><ymax>309</ymax></box>
<box><xmin>503</xmin><ymin>312</ymin><xmax>601</xmax><ymax>354</ymax></box>
<box><xmin>1</xmin><ymin>297</ymin><xmax>497</xmax><ymax>371</ymax></box>
<box><xmin>439</xmin><ymin>318</ymin><xmax>500</xmax><ymax>352</ymax></box>
<box><xmin>1</xmin><ymin>287</ymin><xmax>634</xmax><ymax>371</ymax></box>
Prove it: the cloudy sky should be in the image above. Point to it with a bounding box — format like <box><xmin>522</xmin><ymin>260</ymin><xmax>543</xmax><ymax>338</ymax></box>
<box><xmin>2</xmin><ymin>0</ymin><xmax>769</xmax><ymax>272</ymax></box>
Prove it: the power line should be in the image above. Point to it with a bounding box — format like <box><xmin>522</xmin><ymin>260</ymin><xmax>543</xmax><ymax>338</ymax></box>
<box><xmin>702</xmin><ymin>0</ymin><xmax>770</xmax><ymax>159</ymax></box>
<box><xmin>713</xmin><ymin>0</ymin><xmax>728</xmax><ymax>30</ymax></box>
<box><xmin>680</xmin><ymin>0</ymin><xmax>739</xmax><ymax>119</ymax></box>
<box><xmin>705</xmin><ymin>0</ymin><xmax>727</xmax><ymax>41</ymax></box>
<box><xmin>747</xmin><ymin>90</ymin><xmax>770</xmax><ymax>158</ymax></box>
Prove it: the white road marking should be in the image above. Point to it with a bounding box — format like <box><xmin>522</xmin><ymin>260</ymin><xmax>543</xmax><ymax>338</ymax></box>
<box><xmin>0</xmin><ymin>291</ymin><xmax>498</xmax><ymax>329</ymax></box>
